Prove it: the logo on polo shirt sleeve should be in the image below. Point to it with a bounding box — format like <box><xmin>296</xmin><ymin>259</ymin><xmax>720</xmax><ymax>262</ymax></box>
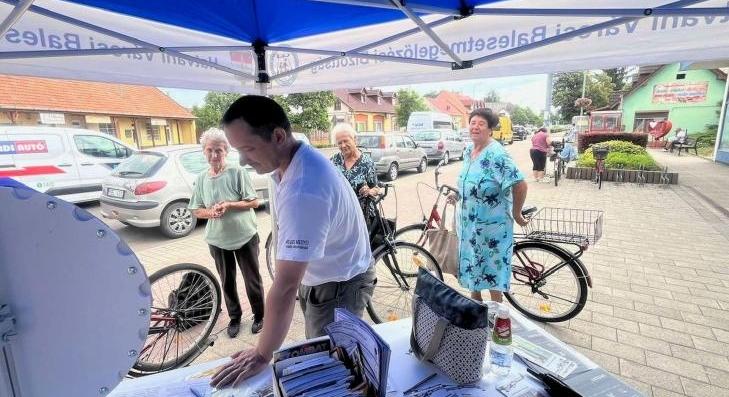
<box><xmin>284</xmin><ymin>239</ymin><xmax>310</xmax><ymax>250</ymax></box>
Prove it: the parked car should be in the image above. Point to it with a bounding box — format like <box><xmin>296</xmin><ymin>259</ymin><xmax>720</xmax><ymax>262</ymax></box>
<box><xmin>410</xmin><ymin>130</ymin><xmax>466</xmax><ymax>164</ymax></box>
<box><xmin>100</xmin><ymin>145</ymin><xmax>270</xmax><ymax>238</ymax></box>
<box><xmin>355</xmin><ymin>133</ymin><xmax>428</xmax><ymax>181</ymax></box>
<box><xmin>513</xmin><ymin>125</ymin><xmax>528</xmax><ymax>141</ymax></box>
<box><xmin>459</xmin><ymin>128</ymin><xmax>472</xmax><ymax>144</ymax></box>
<box><xmin>0</xmin><ymin>126</ymin><xmax>135</xmax><ymax>203</ymax></box>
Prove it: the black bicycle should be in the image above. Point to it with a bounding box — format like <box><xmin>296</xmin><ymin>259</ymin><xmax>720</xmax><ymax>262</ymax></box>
<box><xmin>265</xmin><ymin>183</ymin><xmax>442</xmax><ymax>324</ymax></box>
<box><xmin>550</xmin><ymin>140</ymin><xmax>566</xmax><ymax>187</ymax></box>
<box><xmin>394</xmin><ymin>161</ymin><xmax>600</xmax><ymax>322</ymax></box>
<box><xmin>129</xmin><ymin>263</ymin><xmax>222</xmax><ymax>377</ymax></box>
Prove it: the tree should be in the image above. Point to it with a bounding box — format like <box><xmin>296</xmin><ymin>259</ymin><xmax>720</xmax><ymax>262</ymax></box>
<box><xmin>191</xmin><ymin>92</ymin><xmax>241</xmax><ymax>133</ymax></box>
<box><xmin>552</xmin><ymin>71</ymin><xmax>614</xmax><ymax>122</ymax></box>
<box><xmin>604</xmin><ymin>67</ymin><xmax>628</xmax><ymax>91</ymax></box>
<box><xmin>273</xmin><ymin>91</ymin><xmax>335</xmax><ymax>132</ymax></box>
<box><xmin>511</xmin><ymin>105</ymin><xmax>543</xmax><ymax>126</ymax></box>
<box><xmin>483</xmin><ymin>89</ymin><xmax>501</xmax><ymax>103</ymax></box>
<box><xmin>395</xmin><ymin>89</ymin><xmax>429</xmax><ymax>128</ymax></box>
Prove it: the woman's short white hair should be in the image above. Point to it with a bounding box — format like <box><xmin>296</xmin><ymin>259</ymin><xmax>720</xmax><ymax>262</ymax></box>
<box><xmin>332</xmin><ymin>123</ymin><xmax>356</xmax><ymax>140</ymax></box>
<box><xmin>199</xmin><ymin>128</ymin><xmax>229</xmax><ymax>149</ymax></box>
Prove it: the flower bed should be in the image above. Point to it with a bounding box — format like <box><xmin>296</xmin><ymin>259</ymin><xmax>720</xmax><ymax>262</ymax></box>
<box><xmin>576</xmin><ymin>140</ymin><xmax>660</xmax><ymax>171</ymax></box>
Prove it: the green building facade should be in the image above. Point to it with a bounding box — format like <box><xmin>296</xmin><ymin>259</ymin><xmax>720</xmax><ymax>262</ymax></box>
<box><xmin>621</xmin><ymin>64</ymin><xmax>726</xmax><ymax>137</ymax></box>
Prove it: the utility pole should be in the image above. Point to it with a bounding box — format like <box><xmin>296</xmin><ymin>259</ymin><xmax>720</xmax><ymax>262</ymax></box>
<box><xmin>580</xmin><ymin>71</ymin><xmax>588</xmax><ymax>116</ymax></box>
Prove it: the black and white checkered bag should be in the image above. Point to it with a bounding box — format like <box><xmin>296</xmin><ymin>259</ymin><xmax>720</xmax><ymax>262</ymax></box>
<box><xmin>410</xmin><ymin>268</ymin><xmax>490</xmax><ymax>385</ymax></box>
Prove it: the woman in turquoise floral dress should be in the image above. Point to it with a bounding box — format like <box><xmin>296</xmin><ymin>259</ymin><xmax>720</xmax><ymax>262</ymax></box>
<box><xmin>449</xmin><ymin>109</ymin><xmax>529</xmax><ymax>303</ymax></box>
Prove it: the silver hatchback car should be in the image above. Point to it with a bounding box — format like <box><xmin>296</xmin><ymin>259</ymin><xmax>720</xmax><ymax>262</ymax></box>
<box><xmin>410</xmin><ymin>130</ymin><xmax>466</xmax><ymax>164</ymax></box>
<box><xmin>100</xmin><ymin>145</ymin><xmax>270</xmax><ymax>238</ymax></box>
<box><xmin>355</xmin><ymin>133</ymin><xmax>428</xmax><ymax>181</ymax></box>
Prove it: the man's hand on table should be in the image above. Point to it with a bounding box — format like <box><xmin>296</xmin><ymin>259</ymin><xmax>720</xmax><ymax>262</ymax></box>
<box><xmin>210</xmin><ymin>348</ymin><xmax>270</xmax><ymax>389</ymax></box>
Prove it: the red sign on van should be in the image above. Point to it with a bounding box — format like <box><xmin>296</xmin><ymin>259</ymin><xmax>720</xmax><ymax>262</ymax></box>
<box><xmin>15</xmin><ymin>140</ymin><xmax>48</xmax><ymax>154</ymax></box>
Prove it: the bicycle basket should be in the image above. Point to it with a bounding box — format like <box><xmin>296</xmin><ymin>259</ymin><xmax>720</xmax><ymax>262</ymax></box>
<box><xmin>593</xmin><ymin>147</ymin><xmax>609</xmax><ymax>160</ymax></box>
<box><xmin>168</xmin><ymin>272</ymin><xmax>214</xmax><ymax>330</ymax></box>
<box><xmin>522</xmin><ymin>207</ymin><xmax>604</xmax><ymax>246</ymax></box>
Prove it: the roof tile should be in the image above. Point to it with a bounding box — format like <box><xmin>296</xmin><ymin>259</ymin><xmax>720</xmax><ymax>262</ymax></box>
<box><xmin>0</xmin><ymin>74</ymin><xmax>194</xmax><ymax>119</ymax></box>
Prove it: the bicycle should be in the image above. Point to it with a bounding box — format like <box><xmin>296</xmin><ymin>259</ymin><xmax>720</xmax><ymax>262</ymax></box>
<box><xmin>129</xmin><ymin>263</ymin><xmax>222</xmax><ymax>377</ymax></box>
<box><xmin>265</xmin><ymin>183</ymin><xmax>442</xmax><ymax>324</ymax></box>
<box><xmin>549</xmin><ymin>140</ymin><xmax>566</xmax><ymax>187</ymax></box>
<box><xmin>593</xmin><ymin>146</ymin><xmax>609</xmax><ymax>190</ymax></box>
<box><xmin>393</xmin><ymin>160</ymin><xmax>459</xmax><ymax>246</ymax></box>
<box><xmin>395</xmin><ymin>162</ymin><xmax>599</xmax><ymax>322</ymax></box>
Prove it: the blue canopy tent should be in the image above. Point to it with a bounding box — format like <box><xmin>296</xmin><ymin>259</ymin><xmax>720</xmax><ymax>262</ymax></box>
<box><xmin>2</xmin><ymin>0</ymin><xmax>729</xmax><ymax>94</ymax></box>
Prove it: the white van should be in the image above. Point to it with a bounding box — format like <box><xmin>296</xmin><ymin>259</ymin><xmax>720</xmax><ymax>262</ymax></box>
<box><xmin>407</xmin><ymin>112</ymin><xmax>454</xmax><ymax>133</ymax></box>
<box><xmin>0</xmin><ymin>126</ymin><xmax>135</xmax><ymax>203</ymax></box>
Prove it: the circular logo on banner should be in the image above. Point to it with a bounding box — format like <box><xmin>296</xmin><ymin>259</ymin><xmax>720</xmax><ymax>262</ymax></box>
<box><xmin>268</xmin><ymin>46</ymin><xmax>299</xmax><ymax>87</ymax></box>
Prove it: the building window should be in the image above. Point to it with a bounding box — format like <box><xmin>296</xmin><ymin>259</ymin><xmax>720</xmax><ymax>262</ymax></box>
<box><xmin>356</xmin><ymin>122</ymin><xmax>366</xmax><ymax>132</ymax></box>
<box><xmin>374</xmin><ymin>120</ymin><xmax>383</xmax><ymax>131</ymax></box>
<box><xmin>146</xmin><ymin>123</ymin><xmax>161</xmax><ymax>141</ymax></box>
<box><xmin>98</xmin><ymin>123</ymin><xmax>116</xmax><ymax>136</ymax></box>
<box><xmin>334</xmin><ymin>100</ymin><xmax>341</xmax><ymax>111</ymax></box>
<box><xmin>71</xmin><ymin>121</ymin><xmax>82</xmax><ymax>127</ymax></box>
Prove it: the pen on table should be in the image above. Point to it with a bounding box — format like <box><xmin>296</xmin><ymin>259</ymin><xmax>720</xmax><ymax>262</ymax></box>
<box><xmin>403</xmin><ymin>373</ymin><xmax>438</xmax><ymax>395</ymax></box>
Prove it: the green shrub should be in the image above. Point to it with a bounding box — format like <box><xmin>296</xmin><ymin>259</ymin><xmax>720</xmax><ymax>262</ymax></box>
<box><xmin>577</xmin><ymin>144</ymin><xmax>660</xmax><ymax>171</ymax></box>
<box><xmin>550</xmin><ymin>125</ymin><xmax>569</xmax><ymax>134</ymax></box>
<box><xmin>585</xmin><ymin>140</ymin><xmax>647</xmax><ymax>155</ymax></box>
<box><xmin>577</xmin><ymin>132</ymin><xmax>648</xmax><ymax>152</ymax></box>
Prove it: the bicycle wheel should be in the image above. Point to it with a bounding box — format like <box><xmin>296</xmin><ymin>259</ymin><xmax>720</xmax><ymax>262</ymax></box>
<box><xmin>394</xmin><ymin>222</ymin><xmax>428</xmax><ymax>245</ymax></box>
<box><xmin>505</xmin><ymin>241</ymin><xmax>588</xmax><ymax>322</ymax></box>
<box><xmin>366</xmin><ymin>241</ymin><xmax>442</xmax><ymax>324</ymax></box>
<box><xmin>598</xmin><ymin>169</ymin><xmax>603</xmax><ymax>189</ymax></box>
<box><xmin>133</xmin><ymin>263</ymin><xmax>222</xmax><ymax>373</ymax></box>
<box><xmin>265</xmin><ymin>232</ymin><xmax>275</xmax><ymax>280</ymax></box>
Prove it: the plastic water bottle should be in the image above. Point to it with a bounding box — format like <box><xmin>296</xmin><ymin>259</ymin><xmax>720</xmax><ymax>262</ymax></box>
<box><xmin>490</xmin><ymin>305</ymin><xmax>513</xmax><ymax>376</ymax></box>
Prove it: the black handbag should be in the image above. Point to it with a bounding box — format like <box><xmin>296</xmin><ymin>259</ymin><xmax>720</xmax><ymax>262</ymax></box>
<box><xmin>410</xmin><ymin>268</ymin><xmax>490</xmax><ymax>384</ymax></box>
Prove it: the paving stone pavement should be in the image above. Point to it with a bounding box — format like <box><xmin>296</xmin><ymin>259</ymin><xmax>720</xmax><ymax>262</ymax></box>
<box><xmin>128</xmin><ymin>141</ymin><xmax>729</xmax><ymax>397</ymax></box>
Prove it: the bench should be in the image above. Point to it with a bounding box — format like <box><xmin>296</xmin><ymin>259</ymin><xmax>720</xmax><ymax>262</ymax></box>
<box><xmin>674</xmin><ymin>138</ymin><xmax>698</xmax><ymax>156</ymax></box>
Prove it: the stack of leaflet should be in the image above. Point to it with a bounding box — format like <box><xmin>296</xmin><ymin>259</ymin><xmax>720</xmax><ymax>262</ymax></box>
<box><xmin>276</xmin><ymin>351</ymin><xmax>359</xmax><ymax>397</ymax></box>
<box><xmin>272</xmin><ymin>309</ymin><xmax>390</xmax><ymax>397</ymax></box>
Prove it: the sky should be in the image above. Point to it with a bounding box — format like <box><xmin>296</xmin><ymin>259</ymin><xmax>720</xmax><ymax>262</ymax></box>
<box><xmin>160</xmin><ymin>73</ymin><xmax>550</xmax><ymax>113</ymax></box>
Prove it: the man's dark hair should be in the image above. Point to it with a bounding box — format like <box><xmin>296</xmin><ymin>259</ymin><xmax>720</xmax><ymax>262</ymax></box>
<box><xmin>222</xmin><ymin>95</ymin><xmax>291</xmax><ymax>141</ymax></box>
<box><xmin>469</xmin><ymin>108</ymin><xmax>500</xmax><ymax>129</ymax></box>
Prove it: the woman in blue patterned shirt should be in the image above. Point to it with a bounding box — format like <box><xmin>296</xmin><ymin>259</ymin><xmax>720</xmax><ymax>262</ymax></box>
<box><xmin>449</xmin><ymin>109</ymin><xmax>529</xmax><ymax>303</ymax></box>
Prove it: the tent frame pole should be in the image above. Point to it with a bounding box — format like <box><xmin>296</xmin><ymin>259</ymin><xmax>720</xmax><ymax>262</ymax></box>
<box><xmin>267</xmin><ymin>45</ymin><xmax>451</xmax><ymax>66</ymax></box>
<box><xmin>0</xmin><ymin>0</ymin><xmax>256</xmax><ymax>80</ymax></box>
<box><xmin>471</xmin><ymin>0</ymin><xmax>706</xmax><ymax>66</ymax></box>
<box><xmin>315</xmin><ymin>0</ymin><xmax>727</xmax><ymax>17</ymax></box>
<box><xmin>0</xmin><ymin>0</ymin><xmax>32</xmax><ymax>37</ymax></box>
<box><xmin>0</xmin><ymin>46</ymin><xmax>255</xmax><ymax>60</ymax></box>
<box><xmin>270</xmin><ymin>15</ymin><xmax>455</xmax><ymax>82</ymax></box>
<box><xmin>389</xmin><ymin>0</ymin><xmax>464</xmax><ymax>67</ymax></box>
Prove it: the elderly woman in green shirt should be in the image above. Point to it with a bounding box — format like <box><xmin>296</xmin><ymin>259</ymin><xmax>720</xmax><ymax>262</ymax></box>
<box><xmin>189</xmin><ymin>128</ymin><xmax>264</xmax><ymax>338</ymax></box>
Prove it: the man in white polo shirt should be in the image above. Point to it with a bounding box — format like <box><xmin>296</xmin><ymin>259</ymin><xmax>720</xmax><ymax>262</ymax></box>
<box><xmin>211</xmin><ymin>95</ymin><xmax>375</xmax><ymax>388</ymax></box>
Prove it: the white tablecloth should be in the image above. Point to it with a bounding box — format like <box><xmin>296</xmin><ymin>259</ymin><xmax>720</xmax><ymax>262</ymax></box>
<box><xmin>110</xmin><ymin>312</ymin><xmax>600</xmax><ymax>397</ymax></box>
